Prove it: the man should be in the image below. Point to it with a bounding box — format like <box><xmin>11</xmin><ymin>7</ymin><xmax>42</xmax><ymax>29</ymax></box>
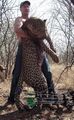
<box><xmin>5</xmin><ymin>0</ymin><xmax>56</xmax><ymax>106</ymax></box>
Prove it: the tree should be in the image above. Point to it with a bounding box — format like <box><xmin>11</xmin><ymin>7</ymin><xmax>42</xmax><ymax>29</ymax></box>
<box><xmin>48</xmin><ymin>0</ymin><xmax>74</xmax><ymax>67</ymax></box>
<box><xmin>0</xmin><ymin>0</ymin><xmax>18</xmax><ymax>79</ymax></box>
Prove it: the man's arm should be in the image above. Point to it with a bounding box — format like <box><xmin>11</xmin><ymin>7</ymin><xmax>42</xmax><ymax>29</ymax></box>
<box><xmin>14</xmin><ymin>17</ymin><xmax>27</xmax><ymax>39</ymax></box>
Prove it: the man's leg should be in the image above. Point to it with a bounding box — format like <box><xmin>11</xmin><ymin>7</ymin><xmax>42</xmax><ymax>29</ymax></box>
<box><xmin>8</xmin><ymin>43</ymin><xmax>22</xmax><ymax>104</ymax></box>
<box><xmin>41</xmin><ymin>57</ymin><xmax>55</xmax><ymax>94</ymax></box>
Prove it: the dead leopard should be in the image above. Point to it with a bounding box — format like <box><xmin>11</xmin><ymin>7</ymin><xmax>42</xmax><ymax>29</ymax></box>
<box><xmin>14</xmin><ymin>17</ymin><xmax>59</xmax><ymax>112</ymax></box>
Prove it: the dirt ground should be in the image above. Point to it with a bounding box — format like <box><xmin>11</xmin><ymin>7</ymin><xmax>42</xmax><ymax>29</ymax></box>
<box><xmin>0</xmin><ymin>64</ymin><xmax>74</xmax><ymax>120</ymax></box>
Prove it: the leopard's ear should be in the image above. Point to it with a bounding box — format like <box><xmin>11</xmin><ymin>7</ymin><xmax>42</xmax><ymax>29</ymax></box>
<box><xmin>43</xmin><ymin>19</ymin><xmax>47</xmax><ymax>23</ymax></box>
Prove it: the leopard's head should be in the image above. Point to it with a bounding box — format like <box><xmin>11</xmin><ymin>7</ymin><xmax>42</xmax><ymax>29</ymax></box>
<box><xmin>22</xmin><ymin>17</ymin><xmax>47</xmax><ymax>40</ymax></box>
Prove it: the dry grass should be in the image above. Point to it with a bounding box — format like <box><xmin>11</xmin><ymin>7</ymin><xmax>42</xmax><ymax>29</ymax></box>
<box><xmin>52</xmin><ymin>64</ymin><xmax>74</xmax><ymax>90</ymax></box>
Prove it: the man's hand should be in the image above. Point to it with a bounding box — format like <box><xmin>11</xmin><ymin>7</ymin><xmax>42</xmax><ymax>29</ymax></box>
<box><xmin>14</xmin><ymin>17</ymin><xmax>27</xmax><ymax>40</ymax></box>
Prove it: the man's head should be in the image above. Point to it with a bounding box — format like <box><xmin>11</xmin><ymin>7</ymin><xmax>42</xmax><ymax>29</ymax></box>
<box><xmin>20</xmin><ymin>1</ymin><xmax>30</xmax><ymax>17</ymax></box>
<box><xmin>20</xmin><ymin>1</ymin><xmax>30</xmax><ymax>8</ymax></box>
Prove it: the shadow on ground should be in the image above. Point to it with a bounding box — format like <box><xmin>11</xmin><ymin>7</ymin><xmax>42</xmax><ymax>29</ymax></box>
<box><xmin>0</xmin><ymin>105</ymin><xmax>41</xmax><ymax>120</ymax></box>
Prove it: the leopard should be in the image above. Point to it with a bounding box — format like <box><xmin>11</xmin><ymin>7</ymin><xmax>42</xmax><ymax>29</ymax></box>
<box><xmin>14</xmin><ymin>17</ymin><xmax>59</xmax><ymax>110</ymax></box>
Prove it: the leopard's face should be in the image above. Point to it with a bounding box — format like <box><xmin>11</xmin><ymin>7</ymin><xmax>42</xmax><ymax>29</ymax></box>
<box><xmin>22</xmin><ymin>17</ymin><xmax>47</xmax><ymax>40</ymax></box>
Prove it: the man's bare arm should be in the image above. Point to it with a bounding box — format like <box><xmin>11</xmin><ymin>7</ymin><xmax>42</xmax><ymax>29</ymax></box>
<box><xmin>14</xmin><ymin>17</ymin><xmax>28</xmax><ymax>39</ymax></box>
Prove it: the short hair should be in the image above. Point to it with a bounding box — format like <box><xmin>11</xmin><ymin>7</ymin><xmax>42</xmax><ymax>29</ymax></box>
<box><xmin>20</xmin><ymin>1</ymin><xmax>30</xmax><ymax>8</ymax></box>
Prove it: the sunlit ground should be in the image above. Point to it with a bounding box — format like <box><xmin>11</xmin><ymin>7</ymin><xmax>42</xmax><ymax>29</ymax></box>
<box><xmin>52</xmin><ymin>64</ymin><xmax>74</xmax><ymax>90</ymax></box>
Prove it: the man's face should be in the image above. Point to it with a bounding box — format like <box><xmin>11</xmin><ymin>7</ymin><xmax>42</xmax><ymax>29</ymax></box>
<box><xmin>20</xmin><ymin>4</ymin><xmax>30</xmax><ymax>15</ymax></box>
